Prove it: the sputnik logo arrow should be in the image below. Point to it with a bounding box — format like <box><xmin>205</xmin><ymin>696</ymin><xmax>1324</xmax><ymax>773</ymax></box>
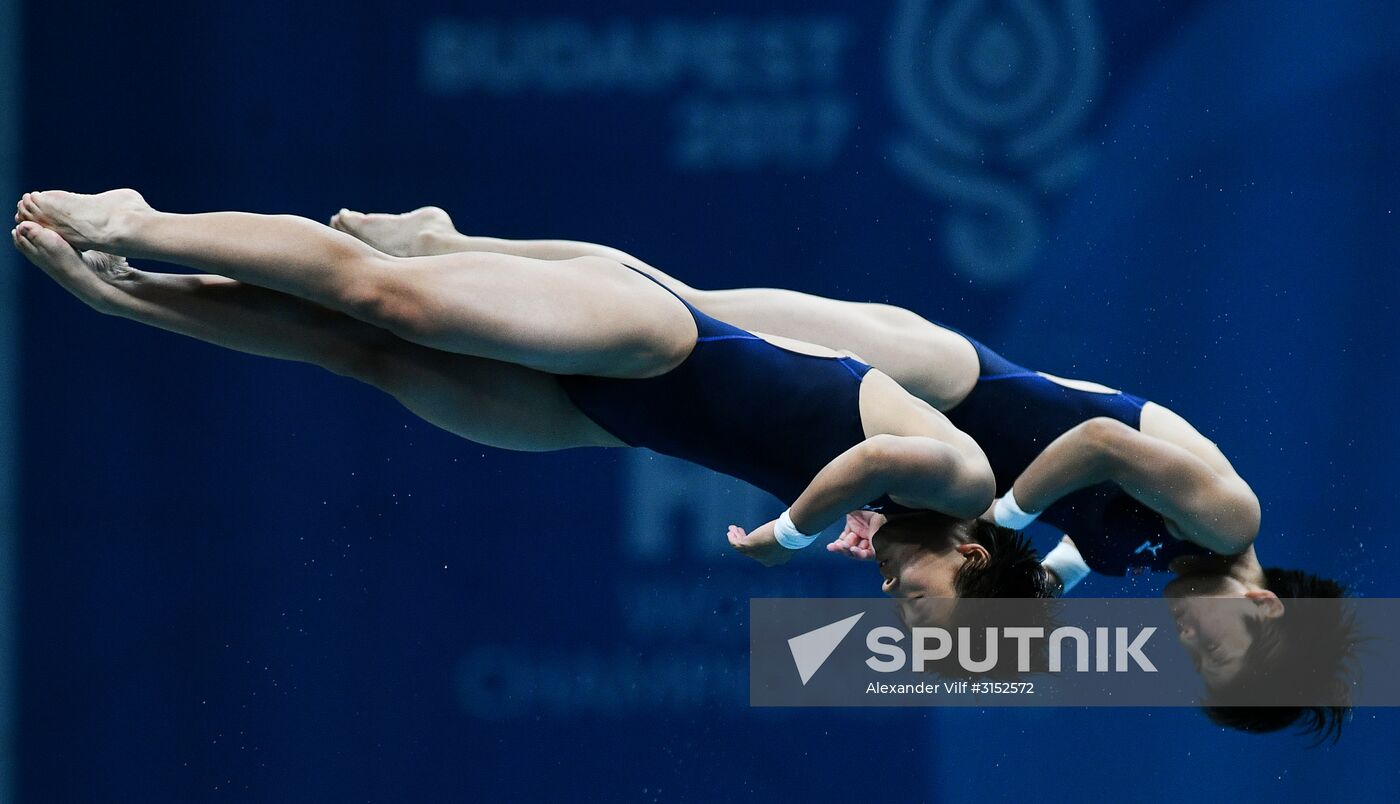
<box><xmin>787</xmin><ymin>612</ymin><xmax>865</xmax><ymax>685</ymax></box>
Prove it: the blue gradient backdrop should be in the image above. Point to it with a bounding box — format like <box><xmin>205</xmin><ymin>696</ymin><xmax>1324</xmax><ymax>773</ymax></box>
<box><xmin>14</xmin><ymin>0</ymin><xmax>1400</xmax><ymax>801</ymax></box>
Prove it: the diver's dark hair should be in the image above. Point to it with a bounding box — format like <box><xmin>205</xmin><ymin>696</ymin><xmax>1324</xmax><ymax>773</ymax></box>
<box><xmin>1202</xmin><ymin>569</ymin><xmax>1356</xmax><ymax>744</ymax></box>
<box><xmin>952</xmin><ymin>517</ymin><xmax>1057</xmax><ymax>599</ymax></box>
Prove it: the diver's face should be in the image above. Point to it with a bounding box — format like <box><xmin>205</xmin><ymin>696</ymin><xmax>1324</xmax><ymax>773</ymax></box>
<box><xmin>1165</xmin><ymin>595</ymin><xmax>1256</xmax><ymax>686</ymax></box>
<box><xmin>1164</xmin><ymin>555</ymin><xmax>1283</xmax><ymax>686</ymax></box>
<box><xmin>872</xmin><ymin>521</ymin><xmax>987</xmax><ymax>623</ymax></box>
<box><xmin>874</xmin><ymin>537</ymin><xmax>961</xmax><ymax>597</ymax></box>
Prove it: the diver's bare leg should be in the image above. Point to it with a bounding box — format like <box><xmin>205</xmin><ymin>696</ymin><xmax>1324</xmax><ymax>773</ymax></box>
<box><xmin>329</xmin><ymin>206</ymin><xmax>684</xmax><ymax>283</ymax></box>
<box><xmin>10</xmin><ymin>221</ymin><xmax>613</xmax><ymax>452</ymax></box>
<box><xmin>17</xmin><ymin>190</ymin><xmax>696</xmax><ymax>378</ymax></box>
<box><xmin>692</xmin><ymin>288</ymin><xmax>980</xmax><ymax>406</ymax></box>
<box><xmin>331</xmin><ymin>208</ymin><xmax>978</xmax><ymax>406</ymax></box>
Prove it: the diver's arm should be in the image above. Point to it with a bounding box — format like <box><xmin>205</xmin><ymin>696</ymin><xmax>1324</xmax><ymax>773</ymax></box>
<box><xmin>726</xmin><ymin>435</ymin><xmax>994</xmax><ymax>566</ymax></box>
<box><xmin>795</xmin><ymin>435</ymin><xmax>993</xmax><ymax>530</ymax></box>
<box><xmin>1006</xmin><ymin>418</ymin><xmax>1261</xmax><ymax>555</ymax></box>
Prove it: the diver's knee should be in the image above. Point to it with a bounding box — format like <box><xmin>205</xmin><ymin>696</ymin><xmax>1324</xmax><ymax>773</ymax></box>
<box><xmin>338</xmin><ymin>270</ymin><xmax>434</xmax><ymax>339</ymax></box>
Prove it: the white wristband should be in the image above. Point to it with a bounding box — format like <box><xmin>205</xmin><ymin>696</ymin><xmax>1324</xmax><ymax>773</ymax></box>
<box><xmin>1042</xmin><ymin>538</ymin><xmax>1092</xmax><ymax>594</ymax></box>
<box><xmin>773</xmin><ymin>509</ymin><xmax>819</xmax><ymax>550</ymax></box>
<box><xmin>992</xmin><ymin>489</ymin><xmax>1040</xmax><ymax>530</ymax></box>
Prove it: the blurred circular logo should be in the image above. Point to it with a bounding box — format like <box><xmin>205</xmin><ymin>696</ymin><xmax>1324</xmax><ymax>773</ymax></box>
<box><xmin>887</xmin><ymin>0</ymin><xmax>1103</xmax><ymax>284</ymax></box>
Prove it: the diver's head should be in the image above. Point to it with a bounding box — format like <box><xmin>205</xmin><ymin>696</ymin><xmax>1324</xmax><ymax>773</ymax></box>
<box><xmin>1164</xmin><ymin>550</ymin><xmax>1281</xmax><ymax>688</ymax></box>
<box><xmin>872</xmin><ymin>511</ymin><xmax>1054</xmax><ymax>614</ymax></box>
<box><xmin>1166</xmin><ymin>551</ymin><xmax>1356</xmax><ymax>742</ymax></box>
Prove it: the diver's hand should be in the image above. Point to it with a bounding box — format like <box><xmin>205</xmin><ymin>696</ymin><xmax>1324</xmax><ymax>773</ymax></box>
<box><xmin>825</xmin><ymin>511</ymin><xmax>884</xmax><ymax>560</ymax></box>
<box><xmin>727</xmin><ymin>521</ymin><xmax>796</xmax><ymax>567</ymax></box>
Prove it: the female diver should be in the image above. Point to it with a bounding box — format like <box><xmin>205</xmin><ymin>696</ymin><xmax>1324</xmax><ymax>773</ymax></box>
<box><xmin>11</xmin><ymin>189</ymin><xmax>1041</xmax><ymax>596</ymax></box>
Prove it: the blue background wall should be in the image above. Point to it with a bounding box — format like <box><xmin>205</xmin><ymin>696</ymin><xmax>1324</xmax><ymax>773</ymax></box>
<box><xmin>12</xmin><ymin>0</ymin><xmax>1400</xmax><ymax>801</ymax></box>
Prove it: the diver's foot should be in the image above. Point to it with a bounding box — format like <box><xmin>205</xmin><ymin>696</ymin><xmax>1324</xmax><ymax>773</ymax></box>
<box><xmin>329</xmin><ymin>206</ymin><xmax>455</xmax><ymax>257</ymax></box>
<box><xmin>16</xmin><ymin>188</ymin><xmax>150</xmax><ymax>251</ymax></box>
<box><xmin>12</xmin><ymin>221</ymin><xmax>134</xmax><ymax>311</ymax></box>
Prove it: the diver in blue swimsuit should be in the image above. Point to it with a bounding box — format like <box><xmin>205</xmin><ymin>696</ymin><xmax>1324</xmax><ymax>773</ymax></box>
<box><xmin>12</xmin><ymin>188</ymin><xmax>1046</xmax><ymax>600</ymax></box>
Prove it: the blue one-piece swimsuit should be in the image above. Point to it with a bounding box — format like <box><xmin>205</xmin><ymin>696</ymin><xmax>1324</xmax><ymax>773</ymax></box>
<box><xmin>942</xmin><ymin>334</ymin><xmax>1209</xmax><ymax>576</ymax></box>
<box><xmin>558</xmin><ymin>273</ymin><xmax>877</xmax><ymax>508</ymax></box>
